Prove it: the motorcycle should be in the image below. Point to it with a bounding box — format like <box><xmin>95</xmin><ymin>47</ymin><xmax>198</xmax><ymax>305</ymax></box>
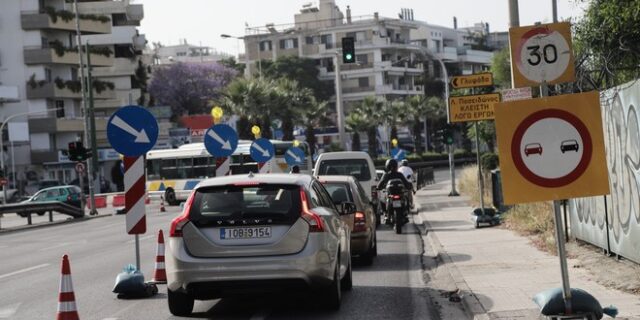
<box><xmin>384</xmin><ymin>179</ymin><xmax>409</xmax><ymax>234</ymax></box>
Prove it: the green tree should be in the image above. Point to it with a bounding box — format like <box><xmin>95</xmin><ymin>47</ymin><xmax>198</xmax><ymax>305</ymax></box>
<box><xmin>404</xmin><ymin>95</ymin><xmax>430</xmax><ymax>154</ymax></box>
<box><xmin>352</xmin><ymin>96</ymin><xmax>384</xmax><ymax>158</ymax></box>
<box><xmin>466</xmin><ymin>121</ymin><xmax>496</xmax><ymax>152</ymax></box>
<box><xmin>345</xmin><ymin>112</ymin><xmax>368</xmax><ymax>151</ymax></box>
<box><xmin>490</xmin><ymin>47</ymin><xmax>512</xmax><ymax>89</ymax></box>
<box><xmin>301</xmin><ymin>99</ymin><xmax>330</xmax><ymax>156</ymax></box>
<box><xmin>218</xmin><ymin>57</ymin><xmax>246</xmax><ymax>76</ymax></box>
<box><xmin>261</xmin><ymin>55</ymin><xmax>334</xmax><ymax>101</ymax></box>
<box><xmin>573</xmin><ymin>0</ymin><xmax>640</xmax><ymax>90</ymax></box>
<box><xmin>221</xmin><ymin>77</ymin><xmax>278</xmax><ymax>139</ymax></box>
<box><xmin>274</xmin><ymin>79</ymin><xmax>314</xmax><ymax>141</ymax></box>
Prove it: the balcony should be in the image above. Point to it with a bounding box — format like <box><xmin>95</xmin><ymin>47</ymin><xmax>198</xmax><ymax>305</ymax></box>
<box><xmin>375</xmin><ymin>84</ymin><xmax>422</xmax><ymax>95</ymax></box>
<box><xmin>23</xmin><ymin>48</ymin><xmax>113</xmax><ymax>66</ymax></box>
<box><xmin>94</xmin><ymin>89</ymin><xmax>142</xmax><ymax>109</ymax></box>
<box><xmin>75</xmin><ymin>2</ymin><xmax>144</xmax><ymax>22</ymax></box>
<box><xmin>21</xmin><ymin>11</ymin><xmax>111</xmax><ymax>34</ymax></box>
<box><xmin>342</xmin><ymin>86</ymin><xmax>375</xmax><ymax>94</ymax></box>
<box><xmin>29</xmin><ymin>117</ymin><xmax>84</xmax><ymax>134</ymax></box>
<box><xmin>92</xmin><ymin>58</ymin><xmax>137</xmax><ymax>77</ymax></box>
<box><xmin>0</xmin><ymin>85</ymin><xmax>20</xmax><ymax>103</ymax></box>
<box><xmin>31</xmin><ymin>150</ymin><xmax>60</xmax><ymax>164</ymax></box>
<box><xmin>437</xmin><ymin>47</ymin><xmax>458</xmax><ymax>61</ymax></box>
<box><xmin>459</xmin><ymin>49</ymin><xmax>493</xmax><ymax>64</ymax></box>
<box><xmin>26</xmin><ymin>81</ymin><xmax>116</xmax><ymax>100</ymax></box>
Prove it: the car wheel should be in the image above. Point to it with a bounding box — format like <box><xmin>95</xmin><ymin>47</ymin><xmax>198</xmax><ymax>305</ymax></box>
<box><xmin>320</xmin><ymin>256</ymin><xmax>341</xmax><ymax>310</ymax></box>
<box><xmin>165</xmin><ymin>189</ymin><xmax>177</xmax><ymax>206</ymax></box>
<box><xmin>341</xmin><ymin>255</ymin><xmax>353</xmax><ymax>291</ymax></box>
<box><xmin>167</xmin><ymin>288</ymin><xmax>194</xmax><ymax>316</ymax></box>
<box><xmin>361</xmin><ymin>233</ymin><xmax>376</xmax><ymax>266</ymax></box>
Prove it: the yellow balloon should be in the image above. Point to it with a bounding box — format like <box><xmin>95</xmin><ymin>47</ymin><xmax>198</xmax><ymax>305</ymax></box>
<box><xmin>251</xmin><ymin>126</ymin><xmax>261</xmax><ymax>135</ymax></box>
<box><xmin>392</xmin><ymin>138</ymin><xmax>398</xmax><ymax>146</ymax></box>
<box><xmin>293</xmin><ymin>140</ymin><xmax>300</xmax><ymax>147</ymax></box>
<box><xmin>211</xmin><ymin>106</ymin><xmax>223</xmax><ymax>119</ymax></box>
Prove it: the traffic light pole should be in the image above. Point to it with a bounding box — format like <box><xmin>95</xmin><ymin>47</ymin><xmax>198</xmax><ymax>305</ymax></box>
<box><xmin>85</xmin><ymin>43</ymin><xmax>98</xmax><ymax>215</ymax></box>
<box><xmin>333</xmin><ymin>54</ymin><xmax>347</xmax><ymax>150</ymax></box>
<box><xmin>435</xmin><ymin>58</ymin><xmax>459</xmax><ymax>196</ymax></box>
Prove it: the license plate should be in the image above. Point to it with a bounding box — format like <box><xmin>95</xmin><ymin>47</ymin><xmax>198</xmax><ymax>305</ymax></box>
<box><xmin>220</xmin><ymin>227</ymin><xmax>272</xmax><ymax>239</ymax></box>
<box><xmin>392</xmin><ymin>200</ymin><xmax>402</xmax><ymax>208</ymax></box>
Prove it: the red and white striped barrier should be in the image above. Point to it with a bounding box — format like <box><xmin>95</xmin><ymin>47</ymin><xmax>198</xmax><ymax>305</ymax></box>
<box><xmin>215</xmin><ymin>157</ymin><xmax>230</xmax><ymax>177</ymax></box>
<box><xmin>124</xmin><ymin>156</ymin><xmax>146</xmax><ymax>234</ymax></box>
<box><xmin>151</xmin><ymin>230</ymin><xmax>167</xmax><ymax>284</ymax></box>
<box><xmin>57</xmin><ymin>255</ymin><xmax>79</xmax><ymax>320</ymax></box>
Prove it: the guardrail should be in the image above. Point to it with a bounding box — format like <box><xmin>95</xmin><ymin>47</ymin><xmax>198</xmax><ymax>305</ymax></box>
<box><xmin>0</xmin><ymin>201</ymin><xmax>84</xmax><ymax>230</ymax></box>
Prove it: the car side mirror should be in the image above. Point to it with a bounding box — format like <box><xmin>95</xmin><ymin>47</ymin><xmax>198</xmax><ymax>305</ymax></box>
<box><xmin>340</xmin><ymin>202</ymin><xmax>356</xmax><ymax>216</ymax></box>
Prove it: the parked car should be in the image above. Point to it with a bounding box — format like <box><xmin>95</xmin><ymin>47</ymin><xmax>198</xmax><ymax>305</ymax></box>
<box><xmin>560</xmin><ymin>139</ymin><xmax>579</xmax><ymax>153</ymax></box>
<box><xmin>165</xmin><ymin>173</ymin><xmax>353</xmax><ymax>316</ymax></box>
<box><xmin>24</xmin><ymin>179</ymin><xmax>62</xmax><ymax>196</ymax></box>
<box><xmin>320</xmin><ymin>175</ymin><xmax>377</xmax><ymax>265</ymax></box>
<box><xmin>20</xmin><ymin>185</ymin><xmax>83</xmax><ymax>217</ymax></box>
<box><xmin>314</xmin><ymin>151</ymin><xmax>380</xmax><ymax>217</ymax></box>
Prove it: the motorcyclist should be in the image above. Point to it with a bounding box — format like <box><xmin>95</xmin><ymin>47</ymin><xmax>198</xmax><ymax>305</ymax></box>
<box><xmin>290</xmin><ymin>165</ymin><xmax>300</xmax><ymax>174</ymax></box>
<box><xmin>377</xmin><ymin>159</ymin><xmax>412</xmax><ymax>191</ymax></box>
<box><xmin>397</xmin><ymin>159</ymin><xmax>416</xmax><ymax>207</ymax></box>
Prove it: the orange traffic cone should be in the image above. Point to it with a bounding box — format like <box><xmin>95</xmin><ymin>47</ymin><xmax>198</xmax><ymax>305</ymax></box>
<box><xmin>151</xmin><ymin>230</ymin><xmax>167</xmax><ymax>283</ymax></box>
<box><xmin>160</xmin><ymin>196</ymin><xmax>166</xmax><ymax>213</ymax></box>
<box><xmin>57</xmin><ymin>255</ymin><xmax>79</xmax><ymax>320</ymax></box>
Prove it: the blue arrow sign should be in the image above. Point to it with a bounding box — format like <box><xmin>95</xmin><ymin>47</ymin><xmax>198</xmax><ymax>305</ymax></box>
<box><xmin>250</xmin><ymin>138</ymin><xmax>275</xmax><ymax>163</ymax></box>
<box><xmin>391</xmin><ymin>148</ymin><xmax>406</xmax><ymax>160</ymax></box>
<box><xmin>204</xmin><ymin>124</ymin><xmax>238</xmax><ymax>157</ymax></box>
<box><xmin>107</xmin><ymin>105</ymin><xmax>158</xmax><ymax>157</ymax></box>
<box><xmin>284</xmin><ymin>147</ymin><xmax>305</xmax><ymax>166</ymax></box>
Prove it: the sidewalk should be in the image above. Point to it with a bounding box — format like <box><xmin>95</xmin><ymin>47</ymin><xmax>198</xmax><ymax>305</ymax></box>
<box><xmin>414</xmin><ymin>177</ymin><xmax>640</xmax><ymax>320</ymax></box>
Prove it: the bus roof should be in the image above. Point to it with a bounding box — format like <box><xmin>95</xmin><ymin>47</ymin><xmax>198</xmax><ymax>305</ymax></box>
<box><xmin>146</xmin><ymin>140</ymin><xmax>306</xmax><ymax>159</ymax></box>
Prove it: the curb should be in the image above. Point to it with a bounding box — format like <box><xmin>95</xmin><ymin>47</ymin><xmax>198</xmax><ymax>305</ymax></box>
<box><xmin>416</xmin><ymin>206</ymin><xmax>490</xmax><ymax>320</ymax></box>
<box><xmin>0</xmin><ymin>213</ymin><xmax>113</xmax><ymax>235</ymax></box>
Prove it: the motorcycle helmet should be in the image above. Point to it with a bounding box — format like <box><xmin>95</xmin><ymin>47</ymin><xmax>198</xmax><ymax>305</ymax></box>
<box><xmin>401</xmin><ymin>159</ymin><xmax>409</xmax><ymax>167</ymax></box>
<box><xmin>385</xmin><ymin>159</ymin><xmax>398</xmax><ymax>173</ymax></box>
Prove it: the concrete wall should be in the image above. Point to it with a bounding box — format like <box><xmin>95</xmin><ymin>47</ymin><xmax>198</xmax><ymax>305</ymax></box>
<box><xmin>569</xmin><ymin>79</ymin><xmax>640</xmax><ymax>264</ymax></box>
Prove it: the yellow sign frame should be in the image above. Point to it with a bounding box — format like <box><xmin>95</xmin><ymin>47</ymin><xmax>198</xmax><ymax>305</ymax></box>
<box><xmin>509</xmin><ymin>22</ymin><xmax>575</xmax><ymax>88</ymax></box>
<box><xmin>451</xmin><ymin>72</ymin><xmax>494</xmax><ymax>89</ymax></box>
<box><xmin>449</xmin><ymin>93</ymin><xmax>500</xmax><ymax>123</ymax></box>
<box><xmin>494</xmin><ymin>91</ymin><xmax>609</xmax><ymax>204</ymax></box>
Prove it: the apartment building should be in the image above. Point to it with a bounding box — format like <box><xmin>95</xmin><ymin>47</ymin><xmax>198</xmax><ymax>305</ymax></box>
<box><xmin>152</xmin><ymin>39</ymin><xmax>232</xmax><ymax>65</ymax></box>
<box><xmin>242</xmin><ymin>1</ymin><xmax>494</xmax><ymax>125</ymax></box>
<box><xmin>0</xmin><ymin>0</ymin><xmax>160</xmax><ymax>192</ymax></box>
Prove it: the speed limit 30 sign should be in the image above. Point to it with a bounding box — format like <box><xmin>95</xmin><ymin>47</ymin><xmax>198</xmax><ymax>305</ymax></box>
<box><xmin>509</xmin><ymin>22</ymin><xmax>575</xmax><ymax>88</ymax></box>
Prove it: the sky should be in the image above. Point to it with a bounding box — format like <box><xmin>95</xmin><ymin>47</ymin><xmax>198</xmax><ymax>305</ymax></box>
<box><xmin>136</xmin><ymin>0</ymin><xmax>588</xmax><ymax>56</ymax></box>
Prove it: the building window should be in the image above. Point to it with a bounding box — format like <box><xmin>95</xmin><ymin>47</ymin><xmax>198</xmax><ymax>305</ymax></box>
<box><xmin>356</xmin><ymin>54</ymin><xmax>368</xmax><ymax>64</ymax></box>
<box><xmin>279</xmin><ymin>38</ymin><xmax>298</xmax><ymax>50</ymax></box>
<box><xmin>45</xmin><ymin>68</ymin><xmax>52</xmax><ymax>82</ymax></box>
<box><xmin>358</xmin><ymin>77</ymin><xmax>369</xmax><ymax>88</ymax></box>
<box><xmin>259</xmin><ymin>41</ymin><xmax>272</xmax><ymax>51</ymax></box>
<box><xmin>112</xmin><ymin>13</ymin><xmax>128</xmax><ymax>26</ymax></box>
<box><xmin>320</xmin><ymin>34</ymin><xmax>332</xmax><ymax>48</ymax></box>
<box><xmin>176</xmin><ymin>52</ymin><xmax>187</xmax><ymax>56</ymax></box>
<box><xmin>305</xmin><ymin>36</ymin><xmax>315</xmax><ymax>45</ymax></box>
<box><xmin>55</xmin><ymin>100</ymin><xmax>65</xmax><ymax>118</ymax></box>
<box><xmin>114</xmin><ymin>44</ymin><xmax>135</xmax><ymax>58</ymax></box>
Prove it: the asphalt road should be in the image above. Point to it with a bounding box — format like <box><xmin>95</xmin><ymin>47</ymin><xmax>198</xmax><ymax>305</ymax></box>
<box><xmin>0</xmin><ymin>201</ymin><xmax>440</xmax><ymax>319</ymax></box>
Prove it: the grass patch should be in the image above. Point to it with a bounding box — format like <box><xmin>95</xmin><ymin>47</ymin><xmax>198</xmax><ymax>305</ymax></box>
<box><xmin>457</xmin><ymin>165</ymin><xmax>557</xmax><ymax>253</ymax></box>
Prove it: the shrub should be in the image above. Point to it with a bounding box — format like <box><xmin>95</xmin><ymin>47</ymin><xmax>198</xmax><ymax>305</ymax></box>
<box><xmin>481</xmin><ymin>152</ymin><xmax>499</xmax><ymax>171</ymax></box>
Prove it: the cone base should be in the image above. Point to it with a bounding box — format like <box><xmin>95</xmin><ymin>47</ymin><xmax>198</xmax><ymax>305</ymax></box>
<box><xmin>56</xmin><ymin>311</ymin><xmax>79</xmax><ymax>320</ymax></box>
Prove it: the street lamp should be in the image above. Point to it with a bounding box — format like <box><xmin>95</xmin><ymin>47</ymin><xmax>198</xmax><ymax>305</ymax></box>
<box><xmin>0</xmin><ymin>108</ymin><xmax>61</xmax><ymax>204</ymax></box>
<box><xmin>415</xmin><ymin>47</ymin><xmax>458</xmax><ymax>196</ymax></box>
<box><xmin>220</xmin><ymin>34</ymin><xmax>261</xmax><ymax>79</ymax></box>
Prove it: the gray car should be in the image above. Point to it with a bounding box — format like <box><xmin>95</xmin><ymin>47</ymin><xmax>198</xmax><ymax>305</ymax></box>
<box><xmin>166</xmin><ymin>173</ymin><xmax>353</xmax><ymax>316</ymax></box>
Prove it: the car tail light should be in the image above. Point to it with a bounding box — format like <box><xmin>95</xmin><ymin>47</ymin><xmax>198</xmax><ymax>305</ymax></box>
<box><xmin>353</xmin><ymin>211</ymin><xmax>366</xmax><ymax>232</ymax></box>
<box><xmin>67</xmin><ymin>195</ymin><xmax>72</xmax><ymax>201</ymax></box>
<box><xmin>299</xmin><ymin>188</ymin><xmax>325</xmax><ymax>232</ymax></box>
<box><xmin>169</xmin><ymin>191</ymin><xmax>195</xmax><ymax>237</ymax></box>
<box><xmin>391</xmin><ymin>194</ymin><xmax>401</xmax><ymax>200</ymax></box>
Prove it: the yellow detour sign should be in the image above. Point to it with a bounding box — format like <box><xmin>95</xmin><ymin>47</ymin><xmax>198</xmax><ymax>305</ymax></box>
<box><xmin>451</xmin><ymin>72</ymin><xmax>493</xmax><ymax>89</ymax></box>
<box><xmin>509</xmin><ymin>22</ymin><xmax>575</xmax><ymax>88</ymax></box>
<box><xmin>494</xmin><ymin>91</ymin><xmax>609</xmax><ymax>204</ymax></box>
<box><xmin>449</xmin><ymin>93</ymin><xmax>500</xmax><ymax>122</ymax></box>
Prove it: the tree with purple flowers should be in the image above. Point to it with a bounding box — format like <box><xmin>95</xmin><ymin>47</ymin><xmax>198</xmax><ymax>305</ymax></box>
<box><xmin>148</xmin><ymin>62</ymin><xmax>236</xmax><ymax>116</ymax></box>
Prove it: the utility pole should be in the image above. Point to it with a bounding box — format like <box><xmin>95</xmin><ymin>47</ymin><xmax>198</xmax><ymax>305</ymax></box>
<box><xmin>508</xmin><ymin>0</ymin><xmax>520</xmax><ymax>28</ymax></box>
<box><xmin>85</xmin><ymin>43</ymin><xmax>98</xmax><ymax>215</ymax></box>
<box><xmin>73</xmin><ymin>0</ymin><xmax>97</xmax><ymax>215</ymax></box>
<box><xmin>333</xmin><ymin>54</ymin><xmax>347</xmax><ymax>150</ymax></box>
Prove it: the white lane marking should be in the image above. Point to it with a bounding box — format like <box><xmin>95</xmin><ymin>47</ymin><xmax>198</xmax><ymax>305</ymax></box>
<box><xmin>125</xmin><ymin>234</ymin><xmax>155</xmax><ymax>244</ymax></box>
<box><xmin>0</xmin><ymin>303</ymin><xmax>21</xmax><ymax>319</ymax></box>
<box><xmin>0</xmin><ymin>264</ymin><xmax>50</xmax><ymax>281</ymax></box>
<box><xmin>102</xmin><ymin>318</ymin><xmax>119</xmax><ymax>320</ymax></box>
<box><xmin>250</xmin><ymin>308</ymin><xmax>271</xmax><ymax>320</ymax></box>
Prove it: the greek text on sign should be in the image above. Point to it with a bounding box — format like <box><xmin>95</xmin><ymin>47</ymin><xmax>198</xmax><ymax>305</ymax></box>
<box><xmin>501</xmin><ymin>87</ymin><xmax>532</xmax><ymax>102</ymax></box>
<box><xmin>449</xmin><ymin>93</ymin><xmax>500</xmax><ymax>122</ymax></box>
<box><xmin>451</xmin><ymin>73</ymin><xmax>493</xmax><ymax>89</ymax></box>
<box><xmin>494</xmin><ymin>91</ymin><xmax>609</xmax><ymax>204</ymax></box>
<box><xmin>509</xmin><ymin>22</ymin><xmax>575</xmax><ymax>87</ymax></box>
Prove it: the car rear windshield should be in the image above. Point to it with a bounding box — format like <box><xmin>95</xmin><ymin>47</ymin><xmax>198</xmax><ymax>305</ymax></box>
<box><xmin>317</xmin><ymin>159</ymin><xmax>371</xmax><ymax>181</ymax></box>
<box><xmin>322</xmin><ymin>182</ymin><xmax>353</xmax><ymax>206</ymax></box>
<box><xmin>189</xmin><ymin>184</ymin><xmax>301</xmax><ymax>225</ymax></box>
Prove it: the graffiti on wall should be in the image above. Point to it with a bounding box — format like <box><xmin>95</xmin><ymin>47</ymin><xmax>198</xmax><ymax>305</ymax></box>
<box><xmin>569</xmin><ymin>80</ymin><xmax>640</xmax><ymax>264</ymax></box>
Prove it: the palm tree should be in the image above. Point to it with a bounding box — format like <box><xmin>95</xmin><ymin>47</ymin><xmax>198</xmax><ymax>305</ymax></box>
<box><xmin>405</xmin><ymin>95</ymin><xmax>429</xmax><ymax>154</ymax></box>
<box><xmin>274</xmin><ymin>79</ymin><xmax>313</xmax><ymax>141</ymax></box>
<box><xmin>345</xmin><ymin>112</ymin><xmax>368</xmax><ymax>151</ymax></box>
<box><xmin>301</xmin><ymin>98</ymin><xmax>329</xmax><ymax>156</ymax></box>
<box><xmin>353</xmin><ymin>96</ymin><xmax>383</xmax><ymax>158</ymax></box>
<box><xmin>221</xmin><ymin>77</ymin><xmax>278</xmax><ymax>139</ymax></box>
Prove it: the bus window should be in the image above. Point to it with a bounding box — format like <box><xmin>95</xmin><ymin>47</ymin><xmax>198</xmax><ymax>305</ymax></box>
<box><xmin>147</xmin><ymin>159</ymin><xmax>161</xmax><ymax>180</ymax></box>
<box><xmin>193</xmin><ymin>157</ymin><xmax>214</xmax><ymax>178</ymax></box>
<box><xmin>177</xmin><ymin>158</ymin><xmax>193</xmax><ymax>179</ymax></box>
<box><xmin>161</xmin><ymin>159</ymin><xmax>178</xmax><ymax>179</ymax></box>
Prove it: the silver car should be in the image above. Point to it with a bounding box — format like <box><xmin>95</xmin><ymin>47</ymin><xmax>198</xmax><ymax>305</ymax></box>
<box><xmin>166</xmin><ymin>173</ymin><xmax>353</xmax><ymax>316</ymax></box>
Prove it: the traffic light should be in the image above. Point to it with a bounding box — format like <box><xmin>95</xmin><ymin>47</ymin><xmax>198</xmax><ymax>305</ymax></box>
<box><xmin>444</xmin><ymin>126</ymin><xmax>454</xmax><ymax>145</ymax></box>
<box><xmin>68</xmin><ymin>141</ymin><xmax>92</xmax><ymax>162</ymax></box>
<box><xmin>342</xmin><ymin>37</ymin><xmax>355</xmax><ymax>63</ymax></box>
